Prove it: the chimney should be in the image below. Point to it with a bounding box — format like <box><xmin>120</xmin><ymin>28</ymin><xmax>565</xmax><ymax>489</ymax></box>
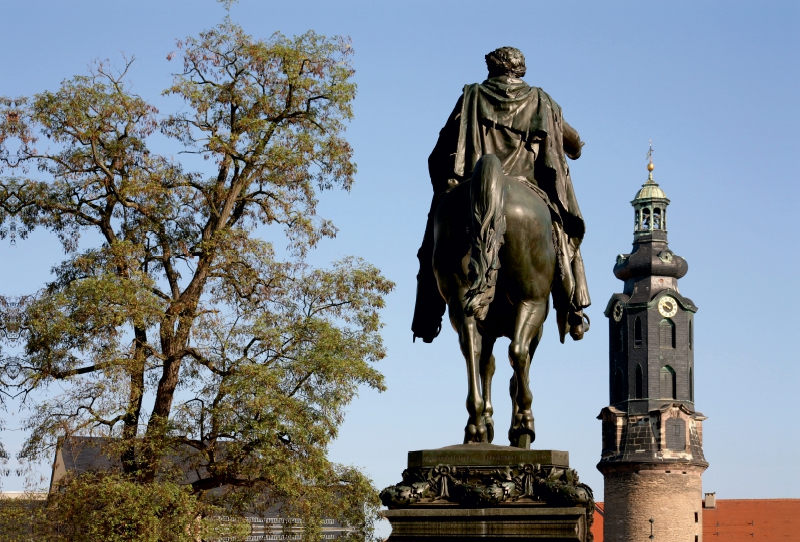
<box><xmin>704</xmin><ymin>492</ymin><xmax>716</xmax><ymax>509</ymax></box>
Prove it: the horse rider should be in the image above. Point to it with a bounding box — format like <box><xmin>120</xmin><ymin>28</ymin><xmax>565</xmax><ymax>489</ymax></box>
<box><xmin>411</xmin><ymin>46</ymin><xmax>591</xmax><ymax>344</ymax></box>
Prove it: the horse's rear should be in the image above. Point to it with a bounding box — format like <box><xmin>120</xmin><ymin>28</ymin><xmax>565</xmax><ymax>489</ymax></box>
<box><xmin>433</xmin><ymin>154</ymin><xmax>556</xmax><ymax>447</ymax></box>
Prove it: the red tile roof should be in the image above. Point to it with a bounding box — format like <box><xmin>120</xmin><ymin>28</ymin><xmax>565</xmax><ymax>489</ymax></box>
<box><xmin>592</xmin><ymin>501</ymin><xmax>604</xmax><ymax>540</ymax></box>
<box><xmin>703</xmin><ymin>499</ymin><xmax>800</xmax><ymax>540</ymax></box>
<box><xmin>591</xmin><ymin>499</ymin><xmax>800</xmax><ymax>542</ymax></box>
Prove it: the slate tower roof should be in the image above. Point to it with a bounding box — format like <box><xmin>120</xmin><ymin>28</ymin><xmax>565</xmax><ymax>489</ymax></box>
<box><xmin>602</xmin><ymin>159</ymin><xmax>701</xmax><ymax>422</ymax></box>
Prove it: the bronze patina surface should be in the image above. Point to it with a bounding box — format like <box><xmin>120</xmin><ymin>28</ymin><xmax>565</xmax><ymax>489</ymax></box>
<box><xmin>408</xmin><ymin>443</ymin><xmax>568</xmax><ymax>469</ymax></box>
<box><xmin>410</xmin><ymin>46</ymin><xmax>593</xmax><ymax>449</ymax></box>
<box><xmin>386</xmin><ymin>47</ymin><xmax>596</xmax><ymax>542</ymax></box>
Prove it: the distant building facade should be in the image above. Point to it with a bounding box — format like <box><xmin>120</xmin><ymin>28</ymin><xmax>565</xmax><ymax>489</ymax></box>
<box><xmin>597</xmin><ymin>160</ymin><xmax>707</xmax><ymax>542</ymax></box>
<box><xmin>592</xmin><ymin>497</ymin><xmax>800</xmax><ymax>541</ymax></box>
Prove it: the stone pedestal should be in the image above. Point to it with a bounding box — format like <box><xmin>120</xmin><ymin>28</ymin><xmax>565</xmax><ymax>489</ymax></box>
<box><xmin>384</xmin><ymin>507</ymin><xmax>588</xmax><ymax>541</ymax></box>
<box><xmin>381</xmin><ymin>444</ymin><xmax>595</xmax><ymax>542</ymax></box>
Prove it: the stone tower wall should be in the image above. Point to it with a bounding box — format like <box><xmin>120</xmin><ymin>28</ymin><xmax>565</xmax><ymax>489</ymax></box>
<box><xmin>602</xmin><ymin>464</ymin><xmax>704</xmax><ymax>542</ymax></box>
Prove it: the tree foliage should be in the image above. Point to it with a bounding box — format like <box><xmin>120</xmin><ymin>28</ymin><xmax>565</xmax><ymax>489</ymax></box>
<box><xmin>0</xmin><ymin>474</ymin><xmax>251</xmax><ymax>542</ymax></box>
<box><xmin>0</xmin><ymin>18</ymin><xmax>392</xmax><ymax>539</ymax></box>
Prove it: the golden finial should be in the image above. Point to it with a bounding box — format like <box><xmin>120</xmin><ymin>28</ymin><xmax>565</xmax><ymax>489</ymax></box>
<box><xmin>646</xmin><ymin>139</ymin><xmax>655</xmax><ymax>171</ymax></box>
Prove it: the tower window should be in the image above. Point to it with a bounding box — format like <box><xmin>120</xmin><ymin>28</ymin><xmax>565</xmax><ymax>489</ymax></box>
<box><xmin>634</xmin><ymin>317</ymin><xmax>642</xmax><ymax>348</ymax></box>
<box><xmin>635</xmin><ymin>364</ymin><xmax>644</xmax><ymax>399</ymax></box>
<box><xmin>642</xmin><ymin>208</ymin><xmax>651</xmax><ymax>230</ymax></box>
<box><xmin>666</xmin><ymin>418</ymin><xmax>686</xmax><ymax>450</ymax></box>
<box><xmin>689</xmin><ymin>367</ymin><xmax>694</xmax><ymax>401</ymax></box>
<box><xmin>611</xmin><ymin>321</ymin><xmax>623</xmax><ymax>352</ymax></box>
<box><xmin>613</xmin><ymin>368</ymin><xmax>625</xmax><ymax>404</ymax></box>
<box><xmin>653</xmin><ymin>208</ymin><xmax>662</xmax><ymax>229</ymax></box>
<box><xmin>660</xmin><ymin>365</ymin><xmax>676</xmax><ymax>400</ymax></box>
<box><xmin>659</xmin><ymin>318</ymin><xmax>676</xmax><ymax>348</ymax></box>
<box><xmin>689</xmin><ymin>318</ymin><xmax>693</xmax><ymax>351</ymax></box>
<box><xmin>634</xmin><ymin>210</ymin><xmax>640</xmax><ymax>231</ymax></box>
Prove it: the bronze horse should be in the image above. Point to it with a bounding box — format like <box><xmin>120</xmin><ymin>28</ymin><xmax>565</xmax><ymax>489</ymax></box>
<box><xmin>433</xmin><ymin>154</ymin><xmax>556</xmax><ymax>449</ymax></box>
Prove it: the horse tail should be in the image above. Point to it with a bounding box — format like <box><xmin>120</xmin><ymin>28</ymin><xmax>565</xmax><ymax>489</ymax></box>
<box><xmin>464</xmin><ymin>154</ymin><xmax>506</xmax><ymax>320</ymax></box>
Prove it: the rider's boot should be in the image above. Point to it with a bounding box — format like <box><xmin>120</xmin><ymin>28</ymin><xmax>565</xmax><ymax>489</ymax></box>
<box><xmin>568</xmin><ymin>247</ymin><xmax>591</xmax><ymax>341</ymax></box>
<box><xmin>568</xmin><ymin>309</ymin><xmax>586</xmax><ymax>341</ymax></box>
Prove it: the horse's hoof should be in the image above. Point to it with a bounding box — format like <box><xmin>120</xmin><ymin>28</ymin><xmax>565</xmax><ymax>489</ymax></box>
<box><xmin>464</xmin><ymin>422</ymin><xmax>488</xmax><ymax>443</ymax></box>
<box><xmin>483</xmin><ymin>416</ymin><xmax>495</xmax><ymax>443</ymax></box>
<box><xmin>509</xmin><ymin>430</ymin><xmax>535</xmax><ymax>448</ymax></box>
<box><xmin>508</xmin><ymin>428</ymin><xmax>536</xmax><ymax>447</ymax></box>
<box><xmin>509</xmin><ymin>412</ymin><xmax>536</xmax><ymax>447</ymax></box>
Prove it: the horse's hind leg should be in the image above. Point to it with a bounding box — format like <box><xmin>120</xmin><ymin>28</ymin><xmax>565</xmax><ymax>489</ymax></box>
<box><xmin>448</xmin><ymin>300</ymin><xmax>487</xmax><ymax>443</ymax></box>
<box><xmin>479</xmin><ymin>335</ymin><xmax>497</xmax><ymax>443</ymax></box>
<box><xmin>508</xmin><ymin>300</ymin><xmax>547</xmax><ymax>448</ymax></box>
<box><xmin>508</xmin><ymin>372</ymin><xmax>518</xmax><ymax>444</ymax></box>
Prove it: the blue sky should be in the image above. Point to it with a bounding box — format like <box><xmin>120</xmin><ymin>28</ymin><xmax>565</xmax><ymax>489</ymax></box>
<box><xmin>0</xmin><ymin>0</ymin><xmax>797</xmax><ymax>521</ymax></box>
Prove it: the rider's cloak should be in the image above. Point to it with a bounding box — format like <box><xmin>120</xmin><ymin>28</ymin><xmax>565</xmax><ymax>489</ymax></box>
<box><xmin>428</xmin><ymin>76</ymin><xmax>585</xmax><ymax>240</ymax></box>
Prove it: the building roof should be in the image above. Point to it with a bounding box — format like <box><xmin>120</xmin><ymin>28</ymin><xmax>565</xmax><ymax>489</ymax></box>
<box><xmin>593</xmin><ymin>501</ymin><xmax>604</xmax><ymax>539</ymax></box>
<box><xmin>632</xmin><ymin>175</ymin><xmax>668</xmax><ymax>202</ymax></box>
<box><xmin>50</xmin><ymin>436</ymin><xmax>216</xmax><ymax>492</ymax></box>
<box><xmin>590</xmin><ymin>499</ymin><xmax>800</xmax><ymax>542</ymax></box>
<box><xmin>703</xmin><ymin>499</ymin><xmax>800</xmax><ymax>540</ymax></box>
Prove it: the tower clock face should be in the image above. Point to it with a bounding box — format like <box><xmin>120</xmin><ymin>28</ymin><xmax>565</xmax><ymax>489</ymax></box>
<box><xmin>612</xmin><ymin>301</ymin><xmax>624</xmax><ymax>322</ymax></box>
<box><xmin>658</xmin><ymin>296</ymin><xmax>678</xmax><ymax>317</ymax></box>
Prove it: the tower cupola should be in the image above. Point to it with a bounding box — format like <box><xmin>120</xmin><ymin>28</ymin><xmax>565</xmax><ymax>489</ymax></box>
<box><xmin>632</xmin><ymin>160</ymin><xmax>670</xmax><ymax>242</ymax></box>
<box><xmin>613</xmin><ymin>157</ymin><xmax>688</xmax><ymax>297</ymax></box>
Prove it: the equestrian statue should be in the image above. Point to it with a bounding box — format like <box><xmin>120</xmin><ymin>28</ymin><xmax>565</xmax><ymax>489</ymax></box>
<box><xmin>411</xmin><ymin>47</ymin><xmax>591</xmax><ymax>448</ymax></box>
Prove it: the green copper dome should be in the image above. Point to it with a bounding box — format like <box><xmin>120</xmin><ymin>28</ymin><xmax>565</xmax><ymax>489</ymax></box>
<box><xmin>633</xmin><ymin>173</ymin><xmax>668</xmax><ymax>201</ymax></box>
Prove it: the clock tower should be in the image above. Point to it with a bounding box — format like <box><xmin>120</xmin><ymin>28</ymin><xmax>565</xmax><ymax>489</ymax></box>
<box><xmin>597</xmin><ymin>156</ymin><xmax>708</xmax><ymax>542</ymax></box>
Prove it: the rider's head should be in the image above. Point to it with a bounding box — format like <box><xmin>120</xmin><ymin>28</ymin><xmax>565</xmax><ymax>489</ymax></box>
<box><xmin>485</xmin><ymin>47</ymin><xmax>526</xmax><ymax>78</ymax></box>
